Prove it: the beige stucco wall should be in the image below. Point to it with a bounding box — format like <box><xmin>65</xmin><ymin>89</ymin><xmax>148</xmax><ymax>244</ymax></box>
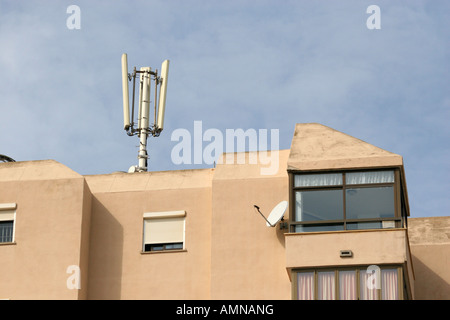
<box><xmin>84</xmin><ymin>169</ymin><xmax>213</xmax><ymax>299</ymax></box>
<box><xmin>408</xmin><ymin>216</ymin><xmax>450</xmax><ymax>300</ymax></box>
<box><xmin>285</xmin><ymin>229</ymin><xmax>410</xmax><ymax>269</ymax></box>
<box><xmin>210</xmin><ymin>150</ymin><xmax>292</xmax><ymax>299</ymax></box>
<box><xmin>287</xmin><ymin>123</ymin><xmax>403</xmax><ymax>171</ymax></box>
<box><xmin>0</xmin><ymin>160</ymin><xmax>90</xmax><ymax>300</ymax></box>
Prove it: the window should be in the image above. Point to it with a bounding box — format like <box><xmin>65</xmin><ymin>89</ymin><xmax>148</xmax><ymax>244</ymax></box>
<box><xmin>293</xmin><ymin>266</ymin><xmax>403</xmax><ymax>300</ymax></box>
<box><xmin>142</xmin><ymin>210</ymin><xmax>186</xmax><ymax>252</ymax></box>
<box><xmin>0</xmin><ymin>203</ymin><xmax>16</xmax><ymax>243</ymax></box>
<box><xmin>291</xmin><ymin>170</ymin><xmax>401</xmax><ymax>232</ymax></box>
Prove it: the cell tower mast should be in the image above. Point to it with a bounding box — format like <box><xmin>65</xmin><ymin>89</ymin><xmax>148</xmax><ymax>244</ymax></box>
<box><xmin>121</xmin><ymin>54</ymin><xmax>169</xmax><ymax>173</ymax></box>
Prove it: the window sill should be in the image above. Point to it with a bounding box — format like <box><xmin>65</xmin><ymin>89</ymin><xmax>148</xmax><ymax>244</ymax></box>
<box><xmin>140</xmin><ymin>249</ymin><xmax>187</xmax><ymax>255</ymax></box>
<box><xmin>0</xmin><ymin>242</ymin><xmax>16</xmax><ymax>246</ymax></box>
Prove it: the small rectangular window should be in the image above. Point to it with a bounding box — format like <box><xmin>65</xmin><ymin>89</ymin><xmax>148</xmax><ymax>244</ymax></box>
<box><xmin>144</xmin><ymin>242</ymin><xmax>183</xmax><ymax>252</ymax></box>
<box><xmin>142</xmin><ymin>211</ymin><xmax>185</xmax><ymax>252</ymax></box>
<box><xmin>0</xmin><ymin>221</ymin><xmax>13</xmax><ymax>243</ymax></box>
<box><xmin>294</xmin><ymin>173</ymin><xmax>342</xmax><ymax>187</ymax></box>
<box><xmin>346</xmin><ymin>221</ymin><xmax>382</xmax><ymax>230</ymax></box>
<box><xmin>346</xmin><ymin>170</ymin><xmax>394</xmax><ymax>185</ymax></box>
<box><xmin>0</xmin><ymin>203</ymin><xmax>16</xmax><ymax>243</ymax></box>
<box><xmin>295</xmin><ymin>223</ymin><xmax>344</xmax><ymax>233</ymax></box>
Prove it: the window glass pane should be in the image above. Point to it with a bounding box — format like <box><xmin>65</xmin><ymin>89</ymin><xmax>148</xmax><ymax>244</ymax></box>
<box><xmin>346</xmin><ymin>187</ymin><xmax>395</xmax><ymax>219</ymax></box>
<box><xmin>295</xmin><ymin>224</ymin><xmax>344</xmax><ymax>233</ymax></box>
<box><xmin>346</xmin><ymin>222</ymin><xmax>382</xmax><ymax>230</ymax></box>
<box><xmin>382</xmin><ymin>269</ymin><xmax>399</xmax><ymax>300</ymax></box>
<box><xmin>339</xmin><ymin>270</ymin><xmax>357</xmax><ymax>300</ymax></box>
<box><xmin>165</xmin><ymin>243</ymin><xmax>183</xmax><ymax>250</ymax></box>
<box><xmin>297</xmin><ymin>272</ymin><xmax>315</xmax><ymax>300</ymax></box>
<box><xmin>295</xmin><ymin>190</ymin><xmax>343</xmax><ymax>222</ymax></box>
<box><xmin>172</xmin><ymin>242</ymin><xmax>183</xmax><ymax>249</ymax></box>
<box><xmin>145</xmin><ymin>244</ymin><xmax>164</xmax><ymax>251</ymax></box>
<box><xmin>0</xmin><ymin>221</ymin><xmax>13</xmax><ymax>243</ymax></box>
<box><xmin>318</xmin><ymin>271</ymin><xmax>336</xmax><ymax>300</ymax></box>
<box><xmin>346</xmin><ymin>170</ymin><xmax>394</xmax><ymax>185</ymax></box>
<box><xmin>295</xmin><ymin>173</ymin><xmax>342</xmax><ymax>187</ymax></box>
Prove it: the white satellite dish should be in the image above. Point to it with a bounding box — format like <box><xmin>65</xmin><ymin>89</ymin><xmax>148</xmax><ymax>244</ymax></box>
<box><xmin>266</xmin><ymin>201</ymin><xmax>288</xmax><ymax>227</ymax></box>
<box><xmin>254</xmin><ymin>201</ymin><xmax>288</xmax><ymax>228</ymax></box>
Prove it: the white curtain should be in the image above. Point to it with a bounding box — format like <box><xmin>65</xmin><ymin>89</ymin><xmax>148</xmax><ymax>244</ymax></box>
<box><xmin>360</xmin><ymin>272</ymin><xmax>378</xmax><ymax>300</ymax></box>
<box><xmin>295</xmin><ymin>192</ymin><xmax>302</xmax><ymax>223</ymax></box>
<box><xmin>382</xmin><ymin>269</ymin><xmax>398</xmax><ymax>300</ymax></box>
<box><xmin>346</xmin><ymin>170</ymin><xmax>394</xmax><ymax>185</ymax></box>
<box><xmin>339</xmin><ymin>271</ymin><xmax>357</xmax><ymax>300</ymax></box>
<box><xmin>297</xmin><ymin>272</ymin><xmax>314</xmax><ymax>300</ymax></box>
<box><xmin>318</xmin><ymin>271</ymin><xmax>335</xmax><ymax>300</ymax></box>
<box><xmin>295</xmin><ymin>173</ymin><xmax>342</xmax><ymax>187</ymax></box>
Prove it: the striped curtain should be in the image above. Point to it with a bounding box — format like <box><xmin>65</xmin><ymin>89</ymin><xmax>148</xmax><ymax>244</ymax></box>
<box><xmin>339</xmin><ymin>271</ymin><xmax>357</xmax><ymax>300</ymax></box>
<box><xmin>297</xmin><ymin>272</ymin><xmax>314</xmax><ymax>300</ymax></box>
<box><xmin>360</xmin><ymin>271</ymin><xmax>378</xmax><ymax>300</ymax></box>
<box><xmin>382</xmin><ymin>269</ymin><xmax>398</xmax><ymax>300</ymax></box>
<box><xmin>318</xmin><ymin>271</ymin><xmax>335</xmax><ymax>300</ymax></box>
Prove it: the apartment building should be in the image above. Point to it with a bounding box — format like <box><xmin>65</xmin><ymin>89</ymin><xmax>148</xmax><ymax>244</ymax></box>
<box><xmin>0</xmin><ymin>123</ymin><xmax>448</xmax><ymax>300</ymax></box>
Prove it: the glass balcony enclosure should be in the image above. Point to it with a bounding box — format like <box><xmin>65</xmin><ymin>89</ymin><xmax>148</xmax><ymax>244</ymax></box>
<box><xmin>290</xmin><ymin>170</ymin><xmax>405</xmax><ymax>233</ymax></box>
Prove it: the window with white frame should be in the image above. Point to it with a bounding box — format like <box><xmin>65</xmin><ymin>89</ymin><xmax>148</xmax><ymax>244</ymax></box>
<box><xmin>142</xmin><ymin>210</ymin><xmax>186</xmax><ymax>252</ymax></box>
<box><xmin>0</xmin><ymin>203</ymin><xmax>16</xmax><ymax>243</ymax></box>
<box><xmin>293</xmin><ymin>266</ymin><xmax>404</xmax><ymax>300</ymax></box>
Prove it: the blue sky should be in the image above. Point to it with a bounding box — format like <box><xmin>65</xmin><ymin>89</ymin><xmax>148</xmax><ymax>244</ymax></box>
<box><xmin>0</xmin><ymin>1</ymin><xmax>448</xmax><ymax>218</ymax></box>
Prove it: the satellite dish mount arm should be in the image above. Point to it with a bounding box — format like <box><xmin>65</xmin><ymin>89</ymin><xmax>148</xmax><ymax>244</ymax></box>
<box><xmin>253</xmin><ymin>205</ymin><xmax>276</xmax><ymax>227</ymax></box>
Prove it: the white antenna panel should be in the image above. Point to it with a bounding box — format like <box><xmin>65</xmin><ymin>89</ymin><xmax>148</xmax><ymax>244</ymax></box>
<box><xmin>156</xmin><ymin>59</ymin><xmax>169</xmax><ymax>132</ymax></box>
<box><xmin>139</xmin><ymin>67</ymin><xmax>151</xmax><ymax>130</ymax></box>
<box><xmin>121</xmin><ymin>53</ymin><xmax>130</xmax><ymax>130</ymax></box>
<box><xmin>137</xmin><ymin>68</ymin><xmax>144</xmax><ymax>129</ymax></box>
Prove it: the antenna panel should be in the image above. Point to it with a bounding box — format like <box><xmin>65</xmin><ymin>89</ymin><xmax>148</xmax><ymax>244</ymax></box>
<box><xmin>139</xmin><ymin>67</ymin><xmax>151</xmax><ymax>130</ymax></box>
<box><xmin>137</xmin><ymin>68</ymin><xmax>144</xmax><ymax>129</ymax></box>
<box><xmin>121</xmin><ymin>54</ymin><xmax>130</xmax><ymax>130</ymax></box>
<box><xmin>156</xmin><ymin>59</ymin><xmax>169</xmax><ymax>132</ymax></box>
